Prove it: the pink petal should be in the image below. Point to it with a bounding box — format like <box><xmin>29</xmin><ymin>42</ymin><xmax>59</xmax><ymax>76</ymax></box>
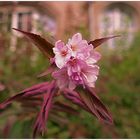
<box><xmin>71</xmin><ymin>33</ymin><xmax>82</xmax><ymax>44</ymax></box>
<box><xmin>92</xmin><ymin>51</ymin><xmax>102</xmax><ymax>62</ymax></box>
<box><xmin>52</xmin><ymin>68</ymin><xmax>69</xmax><ymax>89</ymax></box>
<box><xmin>55</xmin><ymin>54</ymin><xmax>65</xmax><ymax>68</ymax></box>
<box><xmin>86</xmin><ymin>65</ymin><xmax>99</xmax><ymax>75</ymax></box>
<box><xmin>86</xmin><ymin>51</ymin><xmax>101</xmax><ymax>64</ymax></box>
<box><xmin>68</xmin><ymin>80</ymin><xmax>76</xmax><ymax>90</ymax></box>
<box><xmin>55</xmin><ymin>40</ymin><xmax>64</xmax><ymax>50</ymax></box>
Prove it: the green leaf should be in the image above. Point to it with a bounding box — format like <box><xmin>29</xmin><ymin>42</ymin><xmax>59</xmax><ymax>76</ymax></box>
<box><xmin>10</xmin><ymin>120</ymin><xmax>23</xmax><ymax>138</ymax></box>
<box><xmin>88</xmin><ymin>35</ymin><xmax>121</xmax><ymax>48</ymax></box>
<box><xmin>12</xmin><ymin>28</ymin><xmax>54</xmax><ymax>59</ymax></box>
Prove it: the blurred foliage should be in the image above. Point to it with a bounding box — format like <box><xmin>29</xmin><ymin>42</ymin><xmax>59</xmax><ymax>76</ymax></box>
<box><xmin>0</xmin><ymin>29</ymin><xmax>140</xmax><ymax>138</ymax></box>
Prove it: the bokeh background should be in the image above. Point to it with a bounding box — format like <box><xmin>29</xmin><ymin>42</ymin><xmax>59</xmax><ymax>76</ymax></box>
<box><xmin>0</xmin><ymin>1</ymin><xmax>140</xmax><ymax>138</ymax></box>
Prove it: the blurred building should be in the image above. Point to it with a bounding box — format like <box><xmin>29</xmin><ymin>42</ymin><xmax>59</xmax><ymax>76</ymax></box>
<box><xmin>0</xmin><ymin>1</ymin><xmax>140</xmax><ymax>47</ymax></box>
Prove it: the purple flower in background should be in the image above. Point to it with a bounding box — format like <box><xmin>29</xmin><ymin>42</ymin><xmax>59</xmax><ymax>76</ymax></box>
<box><xmin>0</xmin><ymin>28</ymin><xmax>120</xmax><ymax>138</ymax></box>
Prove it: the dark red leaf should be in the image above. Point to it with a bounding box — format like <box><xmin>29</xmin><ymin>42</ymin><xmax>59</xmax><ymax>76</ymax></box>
<box><xmin>52</xmin><ymin>101</ymin><xmax>79</xmax><ymax>115</ymax></box>
<box><xmin>49</xmin><ymin>112</ymin><xmax>69</xmax><ymax>125</ymax></box>
<box><xmin>63</xmin><ymin>89</ymin><xmax>92</xmax><ymax>114</ymax></box>
<box><xmin>2</xmin><ymin>120</ymin><xmax>13</xmax><ymax>138</ymax></box>
<box><xmin>18</xmin><ymin>96</ymin><xmax>43</xmax><ymax>110</ymax></box>
<box><xmin>0</xmin><ymin>82</ymin><xmax>50</xmax><ymax>109</ymax></box>
<box><xmin>37</xmin><ymin>64</ymin><xmax>56</xmax><ymax>78</ymax></box>
<box><xmin>77</xmin><ymin>87</ymin><xmax>113</xmax><ymax>124</ymax></box>
<box><xmin>33</xmin><ymin>81</ymin><xmax>56</xmax><ymax>138</ymax></box>
<box><xmin>88</xmin><ymin>35</ymin><xmax>120</xmax><ymax>48</ymax></box>
<box><xmin>12</xmin><ymin>28</ymin><xmax>54</xmax><ymax>59</ymax></box>
<box><xmin>0</xmin><ymin>93</ymin><xmax>24</xmax><ymax>110</ymax></box>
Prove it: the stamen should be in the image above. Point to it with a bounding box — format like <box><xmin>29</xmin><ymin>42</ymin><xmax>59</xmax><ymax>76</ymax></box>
<box><xmin>61</xmin><ymin>50</ymin><xmax>67</xmax><ymax>56</ymax></box>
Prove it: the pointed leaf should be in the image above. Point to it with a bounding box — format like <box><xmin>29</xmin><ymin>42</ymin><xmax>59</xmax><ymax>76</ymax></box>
<box><xmin>49</xmin><ymin>112</ymin><xmax>69</xmax><ymax>125</ymax></box>
<box><xmin>77</xmin><ymin>87</ymin><xmax>113</xmax><ymax>124</ymax></box>
<box><xmin>33</xmin><ymin>81</ymin><xmax>56</xmax><ymax>138</ymax></box>
<box><xmin>52</xmin><ymin>101</ymin><xmax>79</xmax><ymax>115</ymax></box>
<box><xmin>0</xmin><ymin>82</ymin><xmax>50</xmax><ymax>109</ymax></box>
<box><xmin>12</xmin><ymin>28</ymin><xmax>54</xmax><ymax>58</ymax></box>
<box><xmin>20</xmin><ymin>96</ymin><xmax>42</xmax><ymax>108</ymax></box>
<box><xmin>37</xmin><ymin>64</ymin><xmax>56</xmax><ymax>78</ymax></box>
<box><xmin>88</xmin><ymin>35</ymin><xmax>120</xmax><ymax>48</ymax></box>
<box><xmin>63</xmin><ymin>89</ymin><xmax>91</xmax><ymax>113</ymax></box>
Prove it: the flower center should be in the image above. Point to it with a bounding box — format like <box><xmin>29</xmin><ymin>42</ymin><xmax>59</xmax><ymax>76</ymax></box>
<box><xmin>69</xmin><ymin>57</ymin><xmax>77</xmax><ymax>66</ymax></box>
<box><xmin>61</xmin><ymin>50</ymin><xmax>67</xmax><ymax>56</ymax></box>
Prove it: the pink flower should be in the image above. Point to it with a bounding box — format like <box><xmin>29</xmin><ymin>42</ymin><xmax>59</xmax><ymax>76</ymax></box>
<box><xmin>53</xmin><ymin>33</ymin><xmax>101</xmax><ymax>70</ymax></box>
<box><xmin>68</xmin><ymin>33</ymin><xmax>92</xmax><ymax>59</ymax></box>
<box><xmin>66</xmin><ymin>58</ymin><xmax>99</xmax><ymax>88</ymax></box>
<box><xmin>52</xmin><ymin>67</ymin><xmax>76</xmax><ymax>90</ymax></box>
<box><xmin>85</xmin><ymin>50</ymin><xmax>101</xmax><ymax>65</ymax></box>
<box><xmin>81</xmin><ymin>64</ymin><xmax>99</xmax><ymax>87</ymax></box>
<box><xmin>53</xmin><ymin>40</ymin><xmax>71</xmax><ymax>68</ymax></box>
<box><xmin>52</xmin><ymin>33</ymin><xmax>101</xmax><ymax>90</ymax></box>
<box><xmin>52</xmin><ymin>57</ymin><xmax>99</xmax><ymax>90</ymax></box>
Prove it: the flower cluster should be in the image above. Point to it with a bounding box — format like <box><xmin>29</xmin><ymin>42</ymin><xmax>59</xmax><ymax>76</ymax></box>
<box><xmin>52</xmin><ymin>33</ymin><xmax>101</xmax><ymax>90</ymax></box>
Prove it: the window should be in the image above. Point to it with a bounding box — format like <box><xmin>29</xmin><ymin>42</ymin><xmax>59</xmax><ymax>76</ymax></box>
<box><xmin>100</xmin><ymin>3</ymin><xmax>136</xmax><ymax>49</ymax></box>
<box><xmin>18</xmin><ymin>12</ymin><xmax>32</xmax><ymax>31</ymax></box>
<box><xmin>0</xmin><ymin>9</ymin><xmax>33</xmax><ymax>32</ymax></box>
<box><xmin>0</xmin><ymin>11</ymin><xmax>12</xmax><ymax>32</ymax></box>
<box><xmin>0</xmin><ymin>6</ymin><xmax>57</xmax><ymax>36</ymax></box>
